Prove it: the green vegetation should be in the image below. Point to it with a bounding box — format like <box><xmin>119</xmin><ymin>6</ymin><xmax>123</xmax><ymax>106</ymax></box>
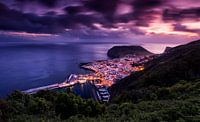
<box><xmin>0</xmin><ymin>91</ymin><xmax>105</xmax><ymax>122</ymax></box>
<box><xmin>1</xmin><ymin>80</ymin><xmax>200</xmax><ymax>121</ymax></box>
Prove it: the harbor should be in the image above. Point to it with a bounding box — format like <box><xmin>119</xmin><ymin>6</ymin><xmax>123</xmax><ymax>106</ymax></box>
<box><xmin>23</xmin><ymin>74</ymin><xmax>111</xmax><ymax>102</ymax></box>
<box><xmin>23</xmin><ymin>55</ymin><xmax>155</xmax><ymax>102</ymax></box>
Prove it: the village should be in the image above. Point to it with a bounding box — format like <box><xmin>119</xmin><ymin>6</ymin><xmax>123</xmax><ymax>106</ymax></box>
<box><xmin>80</xmin><ymin>55</ymin><xmax>155</xmax><ymax>86</ymax></box>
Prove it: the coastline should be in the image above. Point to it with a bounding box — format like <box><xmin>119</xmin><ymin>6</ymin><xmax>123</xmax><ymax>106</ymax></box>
<box><xmin>79</xmin><ymin>59</ymin><xmax>110</xmax><ymax>66</ymax></box>
<box><xmin>79</xmin><ymin>59</ymin><xmax>109</xmax><ymax>72</ymax></box>
<box><xmin>79</xmin><ymin>62</ymin><xmax>95</xmax><ymax>72</ymax></box>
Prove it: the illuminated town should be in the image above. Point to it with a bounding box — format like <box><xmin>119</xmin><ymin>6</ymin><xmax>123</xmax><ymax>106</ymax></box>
<box><xmin>80</xmin><ymin>55</ymin><xmax>147</xmax><ymax>86</ymax></box>
<box><xmin>24</xmin><ymin>55</ymin><xmax>155</xmax><ymax>102</ymax></box>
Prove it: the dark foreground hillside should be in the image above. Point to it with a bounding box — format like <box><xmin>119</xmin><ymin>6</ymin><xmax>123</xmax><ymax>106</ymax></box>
<box><xmin>1</xmin><ymin>79</ymin><xmax>200</xmax><ymax>122</ymax></box>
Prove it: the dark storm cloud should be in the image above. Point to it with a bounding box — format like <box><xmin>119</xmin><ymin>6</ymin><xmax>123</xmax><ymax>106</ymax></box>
<box><xmin>64</xmin><ymin>6</ymin><xmax>84</xmax><ymax>15</ymax></box>
<box><xmin>36</xmin><ymin>0</ymin><xmax>58</xmax><ymax>7</ymax></box>
<box><xmin>108</xmin><ymin>0</ymin><xmax>164</xmax><ymax>27</ymax></box>
<box><xmin>130</xmin><ymin>28</ymin><xmax>145</xmax><ymax>35</ymax></box>
<box><xmin>0</xmin><ymin>2</ymin><xmax>8</xmax><ymax>10</ymax></box>
<box><xmin>15</xmin><ymin>0</ymin><xmax>58</xmax><ymax>7</ymax></box>
<box><xmin>130</xmin><ymin>0</ymin><xmax>164</xmax><ymax>27</ymax></box>
<box><xmin>173</xmin><ymin>24</ymin><xmax>200</xmax><ymax>34</ymax></box>
<box><xmin>84</xmin><ymin>0</ymin><xmax>119</xmax><ymax>18</ymax></box>
<box><xmin>133</xmin><ymin>0</ymin><xmax>163</xmax><ymax>10</ymax></box>
<box><xmin>0</xmin><ymin>2</ymin><xmax>107</xmax><ymax>34</ymax></box>
<box><xmin>163</xmin><ymin>7</ymin><xmax>200</xmax><ymax>21</ymax></box>
<box><xmin>0</xmin><ymin>2</ymin><xmax>63</xmax><ymax>33</ymax></box>
<box><xmin>83</xmin><ymin>0</ymin><xmax>163</xmax><ymax>23</ymax></box>
<box><xmin>44</xmin><ymin>11</ymin><xmax>58</xmax><ymax>16</ymax></box>
<box><xmin>134</xmin><ymin>11</ymin><xmax>159</xmax><ymax>27</ymax></box>
<box><xmin>0</xmin><ymin>1</ymin><xmax>113</xmax><ymax>33</ymax></box>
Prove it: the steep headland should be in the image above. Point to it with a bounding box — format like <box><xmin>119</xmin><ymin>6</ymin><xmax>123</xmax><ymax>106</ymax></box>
<box><xmin>164</xmin><ymin>46</ymin><xmax>172</xmax><ymax>53</ymax></box>
<box><xmin>107</xmin><ymin>46</ymin><xmax>153</xmax><ymax>58</ymax></box>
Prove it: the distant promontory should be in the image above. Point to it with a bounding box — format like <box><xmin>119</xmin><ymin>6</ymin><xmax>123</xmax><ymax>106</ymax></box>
<box><xmin>107</xmin><ymin>46</ymin><xmax>153</xmax><ymax>58</ymax></box>
<box><xmin>164</xmin><ymin>46</ymin><xmax>172</xmax><ymax>53</ymax></box>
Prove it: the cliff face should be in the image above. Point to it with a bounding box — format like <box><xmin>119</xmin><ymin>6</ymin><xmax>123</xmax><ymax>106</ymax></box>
<box><xmin>110</xmin><ymin>39</ymin><xmax>200</xmax><ymax>99</ymax></box>
<box><xmin>164</xmin><ymin>46</ymin><xmax>172</xmax><ymax>53</ymax></box>
<box><xmin>107</xmin><ymin>46</ymin><xmax>153</xmax><ymax>58</ymax></box>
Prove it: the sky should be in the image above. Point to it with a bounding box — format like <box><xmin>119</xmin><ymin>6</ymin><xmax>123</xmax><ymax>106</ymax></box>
<box><xmin>0</xmin><ymin>0</ymin><xmax>199</xmax><ymax>47</ymax></box>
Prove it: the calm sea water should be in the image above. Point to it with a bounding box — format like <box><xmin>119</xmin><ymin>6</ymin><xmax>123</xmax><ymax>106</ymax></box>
<box><xmin>0</xmin><ymin>41</ymin><xmax>178</xmax><ymax>98</ymax></box>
